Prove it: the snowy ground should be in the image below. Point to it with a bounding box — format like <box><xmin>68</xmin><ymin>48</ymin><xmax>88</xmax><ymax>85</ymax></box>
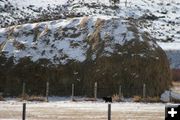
<box><xmin>0</xmin><ymin>98</ymin><xmax>167</xmax><ymax>120</ymax></box>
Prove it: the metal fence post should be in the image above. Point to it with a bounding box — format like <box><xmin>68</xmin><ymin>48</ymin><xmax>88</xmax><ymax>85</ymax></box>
<box><xmin>108</xmin><ymin>104</ymin><xmax>111</xmax><ymax>120</ymax></box>
<box><xmin>22</xmin><ymin>103</ymin><xmax>26</xmax><ymax>120</ymax></box>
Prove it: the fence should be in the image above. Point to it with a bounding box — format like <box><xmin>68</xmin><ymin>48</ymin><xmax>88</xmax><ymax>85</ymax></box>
<box><xmin>0</xmin><ymin>101</ymin><xmax>164</xmax><ymax>120</ymax></box>
<box><xmin>21</xmin><ymin>103</ymin><xmax>112</xmax><ymax>120</ymax></box>
<box><xmin>4</xmin><ymin>81</ymin><xmax>160</xmax><ymax>101</ymax></box>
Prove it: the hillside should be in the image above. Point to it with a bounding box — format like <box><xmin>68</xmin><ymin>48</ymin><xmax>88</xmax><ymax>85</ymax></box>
<box><xmin>0</xmin><ymin>0</ymin><xmax>179</xmax><ymax>43</ymax></box>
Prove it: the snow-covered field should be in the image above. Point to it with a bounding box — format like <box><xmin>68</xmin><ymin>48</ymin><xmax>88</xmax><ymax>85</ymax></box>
<box><xmin>0</xmin><ymin>98</ymin><xmax>166</xmax><ymax>120</ymax></box>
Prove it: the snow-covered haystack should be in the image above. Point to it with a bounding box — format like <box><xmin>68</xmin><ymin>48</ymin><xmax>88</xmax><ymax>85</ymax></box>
<box><xmin>0</xmin><ymin>16</ymin><xmax>172</xmax><ymax>97</ymax></box>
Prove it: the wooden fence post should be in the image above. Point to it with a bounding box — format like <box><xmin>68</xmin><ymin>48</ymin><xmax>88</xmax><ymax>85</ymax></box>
<box><xmin>108</xmin><ymin>104</ymin><xmax>111</xmax><ymax>120</ymax></box>
<box><xmin>72</xmin><ymin>84</ymin><xmax>74</xmax><ymax>101</ymax></box>
<box><xmin>119</xmin><ymin>85</ymin><xmax>122</xmax><ymax>98</ymax></box>
<box><xmin>169</xmin><ymin>90</ymin><xmax>172</xmax><ymax>102</ymax></box>
<box><xmin>46</xmin><ymin>81</ymin><xmax>49</xmax><ymax>102</ymax></box>
<box><xmin>143</xmin><ymin>84</ymin><xmax>146</xmax><ymax>99</ymax></box>
<box><xmin>22</xmin><ymin>103</ymin><xmax>26</xmax><ymax>120</ymax></box>
<box><xmin>94</xmin><ymin>82</ymin><xmax>97</xmax><ymax>100</ymax></box>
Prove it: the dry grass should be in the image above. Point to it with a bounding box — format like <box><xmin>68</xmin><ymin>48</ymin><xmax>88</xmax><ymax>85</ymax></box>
<box><xmin>172</xmin><ymin>81</ymin><xmax>180</xmax><ymax>86</ymax></box>
<box><xmin>27</xmin><ymin>96</ymin><xmax>46</xmax><ymax>102</ymax></box>
<box><xmin>19</xmin><ymin>94</ymin><xmax>45</xmax><ymax>102</ymax></box>
<box><xmin>171</xmin><ymin>97</ymin><xmax>180</xmax><ymax>103</ymax></box>
<box><xmin>133</xmin><ymin>96</ymin><xmax>160</xmax><ymax>103</ymax></box>
<box><xmin>112</xmin><ymin>94</ymin><xmax>122</xmax><ymax>102</ymax></box>
<box><xmin>133</xmin><ymin>96</ymin><xmax>142</xmax><ymax>102</ymax></box>
<box><xmin>79</xmin><ymin>16</ymin><xmax>89</xmax><ymax>28</ymax></box>
<box><xmin>72</xmin><ymin>98</ymin><xmax>97</xmax><ymax>102</ymax></box>
<box><xmin>0</xmin><ymin>96</ymin><xmax>5</xmax><ymax>101</ymax></box>
<box><xmin>171</xmin><ymin>81</ymin><xmax>180</xmax><ymax>93</ymax></box>
<box><xmin>13</xmin><ymin>40</ymin><xmax>26</xmax><ymax>50</ymax></box>
<box><xmin>84</xmin><ymin>98</ymin><xmax>97</xmax><ymax>101</ymax></box>
<box><xmin>145</xmin><ymin>97</ymin><xmax>160</xmax><ymax>103</ymax></box>
<box><xmin>95</xmin><ymin>18</ymin><xmax>105</xmax><ymax>28</ymax></box>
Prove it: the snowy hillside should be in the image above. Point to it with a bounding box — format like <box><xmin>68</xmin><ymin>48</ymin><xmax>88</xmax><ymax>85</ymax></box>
<box><xmin>72</xmin><ymin>0</ymin><xmax>180</xmax><ymax>43</ymax></box>
<box><xmin>0</xmin><ymin>0</ymin><xmax>180</xmax><ymax>43</ymax></box>
<box><xmin>0</xmin><ymin>0</ymin><xmax>69</xmax><ymax>27</ymax></box>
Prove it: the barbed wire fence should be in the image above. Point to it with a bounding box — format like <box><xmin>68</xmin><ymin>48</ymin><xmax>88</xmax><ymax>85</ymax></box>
<box><xmin>11</xmin><ymin>81</ymin><xmax>163</xmax><ymax>102</ymax></box>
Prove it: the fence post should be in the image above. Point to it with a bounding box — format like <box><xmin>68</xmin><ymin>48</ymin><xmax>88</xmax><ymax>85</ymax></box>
<box><xmin>143</xmin><ymin>84</ymin><xmax>146</xmax><ymax>100</ymax></box>
<box><xmin>46</xmin><ymin>81</ymin><xmax>49</xmax><ymax>102</ymax></box>
<box><xmin>22</xmin><ymin>103</ymin><xmax>26</xmax><ymax>120</ymax></box>
<box><xmin>119</xmin><ymin>85</ymin><xmax>122</xmax><ymax>98</ymax></box>
<box><xmin>22</xmin><ymin>82</ymin><xmax>26</xmax><ymax>99</ymax></box>
<box><xmin>108</xmin><ymin>104</ymin><xmax>111</xmax><ymax>120</ymax></box>
<box><xmin>169</xmin><ymin>90</ymin><xmax>171</xmax><ymax>102</ymax></box>
<box><xmin>72</xmin><ymin>84</ymin><xmax>74</xmax><ymax>101</ymax></box>
<box><xmin>94</xmin><ymin>82</ymin><xmax>97</xmax><ymax>100</ymax></box>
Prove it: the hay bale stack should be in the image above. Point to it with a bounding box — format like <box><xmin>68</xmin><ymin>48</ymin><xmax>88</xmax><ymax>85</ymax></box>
<box><xmin>0</xmin><ymin>17</ymin><xmax>172</xmax><ymax>97</ymax></box>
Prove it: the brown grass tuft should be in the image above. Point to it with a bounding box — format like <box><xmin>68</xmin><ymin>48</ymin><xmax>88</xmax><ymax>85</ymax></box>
<box><xmin>133</xmin><ymin>96</ymin><xmax>160</xmax><ymax>103</ymax></box>
<box><xmin>112</xmin><ymin>94</ymin><xmax>122</xmax><ymax>102</ymax></box>
<box><xmin>133</xmin><ymin>96</ymin><xmax>142</xmax><ymax>102</ymax></box>
<box><xmin>0</xmin><ymin>96</ymin><xmax>5</xmax><ymax>101</ymax></box>
<box><xmin>79</xmin><ymin>16</ymin><xmax>89</xmax><ymax>28</ymax></box>
<box><xmin>27</xmin><ymin>96</ymin><xmax>46</xmax><ymax>102</ymax></box>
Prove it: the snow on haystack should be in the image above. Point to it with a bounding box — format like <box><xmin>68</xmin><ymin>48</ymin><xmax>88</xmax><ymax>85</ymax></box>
<box><xmin>0</xmin><ymin>16</ymin><xmax>145</xmax><ymax>64</ymax></box>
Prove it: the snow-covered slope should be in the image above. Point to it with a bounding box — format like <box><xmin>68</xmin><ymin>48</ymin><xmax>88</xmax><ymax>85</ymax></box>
<box><xmin>1</xmin><ymin>0</ymin><xmax>180</xmax><ymax>43</ymax></box>
<box><xmin>0</xmin><ymin>16</ymin><xmax>158</xmax><ymax>64</ymax></box>
<box><xmin>9</xmin><ymin>0</ymin><xmax>68</xmax><ymax>7</ymax></box>
<box><xmin>0</xmin><ymin>0</ymin><xmax>69</xmax><ymax>27</ymax></box>
<box><xmin>70</xmin><ymin>0</ymin><xmax>180</xmax><ymax>43</ymax></box>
